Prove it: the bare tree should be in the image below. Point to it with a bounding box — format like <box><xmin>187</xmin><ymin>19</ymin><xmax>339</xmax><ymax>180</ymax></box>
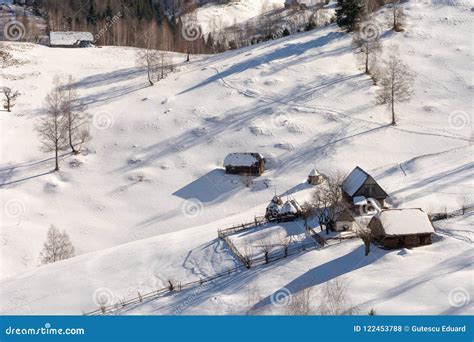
<box><xmin>318</xmin><ymin>278</ymin><xmax>353</xmax><ymax>315</ymax></box>
<box><xmin>3</xmin><ymin>87</ymin><xmax>19</xmax><ymax>112</ymax></box>
<box><xmin>136</xmin><ymin>34</ymin><xmax>160</xmax><ymax>86</ymax></box>
<box><xmin>352</xmin><ymin>29</ymin><xmax>382</xmax><ymax>75</ymax></box>
<box><xmin>39</xmin><ymin>225</ymin><xmax>75</xmax><ymax>264</ymax></box>
<box><xmin>158</xmin><ymin>52</ymin><xmax>173</xmax><ymax>81</ymax></box>
<box><xmin>386</xmin><ymin>0</ymin><xmax>405</xmax><ymax>31</ymax></box>
<box><xmin>286</xmin><ymin>287</ymin><xmax>314</xmax><ymax>315</ymax></box>
<box><xmin>458</xmin><ymin>195</ymin><xmax>470</xmax><ymax>215</ymax></box>
<box><xmin>61</xmin><ymin>76</ymin><xmax>91</xmax><ymax>154</ymax></box>
<box><xmin>36</xmin><ymin>81</ymin><xmax>69</xmax><ymax>171</ymax></box>
<box><xmin>278</xmin><ymin>232</ymin><xmax>292</xmax><ymax>258</ymax></box>
<box><xmin>376</xmin><ymin>46</ymin><xmax>415</xmax><ymax>125</ymax></box>
<box><xmin>358</xmin><ymin>217</ymin><xmax>383</xmax><ymax>256</ymax></box>
<box><xmin>256</xmin><ymin>234</ymin><xmax>274</xmax><ymax>264</ymax></box>
<box><xmin>311</xmin><ymin>173</ymin><xmax>346</xmax><ymax>234</ymax></box>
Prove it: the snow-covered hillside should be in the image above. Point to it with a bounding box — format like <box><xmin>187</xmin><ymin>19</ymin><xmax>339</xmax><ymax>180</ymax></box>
<box><xmin>0</xmin><ymin>0</ymin><xmax>472</xmax><ymax>315</ymax></box>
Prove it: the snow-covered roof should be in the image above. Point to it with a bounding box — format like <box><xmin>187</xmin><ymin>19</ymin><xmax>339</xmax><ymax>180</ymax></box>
<box><xmin>280</xmin><ymin>200</ymin><xmax>298</xmax><ymax>215</ymax></box>
<box><xmin>342</xmin><ymin>167</ymin><xmax>369</xmax><ymax>197</ymax></box>
<box><xmin>224</xmin><ymin>153</ymin><xmax>263</xmax><ymax>167</ymax></box>
<box><xmin>50</xmin><ymin>32</ymin><xmax>94</xmax><ymax>46</ymax></box>
<box><xmin>308</xmin><ymin>168</ymin><xmax>320</xmax><ymax>177</ymax></box>
<box><xmin>375</xmin><ymin>209</ymin><xmax>435</xmax><ymax>236</ymax></box>
<box><xmin>353</xmin><ymin>196</ymin><xmax>367</xmax><ymax>206</ymax></box>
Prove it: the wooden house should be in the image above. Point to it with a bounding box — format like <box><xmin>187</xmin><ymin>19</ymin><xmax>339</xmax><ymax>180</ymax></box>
<box><xmin>335</xmin><ymin>210</ymin><xmax>356</xmax><ymax>232</ymax></box>
<box><xmin>224</xmin><ymin>153</ymin><xmax>265</xmax><ymax>176</ymax></box>
<box><xmin>342</xmin><ymin>167</ymin><xmax>388</xmax><ymax>208</ymax></box>
<box><xmin>265</xmin><ymin>196</ymin><xmax>302</xmax><ymax>222</ymax></box>
<box><xmin>368</xmin><ymin>208</ymin><xmax>435</xmax><ymax>249</ymax></box>
<box><xmin>307</xmin><ymin>168</ymin><xmax>323</xmax><ymax>185</ymax></box>
<box><xmin>49</xmin><ymin>32</ymin><xmax>94</xmax><ymax>48</ymax></box>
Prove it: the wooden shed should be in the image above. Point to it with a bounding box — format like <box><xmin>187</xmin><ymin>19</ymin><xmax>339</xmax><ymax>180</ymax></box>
<box><xmin>335</xmin><ymin>210</ymin><xmax>356</xmax><ymax>232</ymax></box>
<box><xmin>224</xmin><ymin>153</ymin><xmax>265</xmax><ymax>176</ymax></box>
<box><xmin>368</xmin><ymin>208</ymin><xmax>435</xmax><ymax>249</ymax></box>
<box><xmin>307</xmin><ymin>168</ymin><xmax>323</xmax><ymax>185</ymax></box>
<box><xmin>342</xmin><ymin>167</ymin><xmax>388</xmax><ymax>208</ymax></box>
<box><xmin>49</xmin><ymin>31</ymin><xmax>94</xmax><ymax>48</ymax></box>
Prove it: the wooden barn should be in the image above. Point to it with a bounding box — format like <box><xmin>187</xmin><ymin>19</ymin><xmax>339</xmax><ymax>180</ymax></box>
<box><xmin>49</xmin><ymin>31</ymin><xmax>94</xmax><ymax>48</ymax></box>
<box><xmin>368</xmin><ymin>209</ymin><xmax>435</xmax><ymax>249</ymax></box>
<box><xmin>342</xmin><ymin>167</ymin><xmax>388</xmax><ymax>208</ymax></box>
<box><xmin>224</xmin><ymin>153</ymin><xmax>265</xmax><ymax>176</ymax></box>
<box><xmin>335</xmin><ymin>210</ymin><xmax>356</xmax><ymax>232</ymax></box>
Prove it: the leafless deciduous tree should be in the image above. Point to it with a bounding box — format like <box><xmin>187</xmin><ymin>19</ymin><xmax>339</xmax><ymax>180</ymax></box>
<box><xmin>39</xmin><ymin>225</ymin><xmax>75</xmax><ymax>264</ymax></box>
<box><xmin>386</xmin><ymin>0</ymin><xmax>405</xmax><ymax>31</ymax></box>
<box><xmin>136</xmin><ymin>34</ymin><xmax>161</xmax><ymax>86</ymax></box>
<box><xmin>3</xmin><ymin>87</ymin><xmax>19</xmax><ymax>112</ymax></box>
<box><xmin>358</xmin><ymin>216</ymin><xmax>383</xmax><ymax>256</ymax></box>
<box><xmin>286</xmin><ymin>287</ymin><xmax>314</xmax><ymax>315</ymax></box>
<box><xmin>311</xmin><ymin>173</ymin><xmax>346</xmax><ymax>234</ymax></box>
<box><xmin>60</xmin><ymin>76</ymin><xmax>91</xmax><ymax>154</ymax></box>
<box><xmin>36</xmin><ymin>80</ymin><xmax>69</xmax><ymax>171</ymax></box>
<box><xmin>376</xmin><ymin>47</ymin><xmax>415</xmax><ymax>125</ymax></box>
<box><xmin>256</xmin><ymin>234</ymin><xmax>274</xmax><ymax>264</ymax></box>
<box><xmin>352</xmin><ymin>29</ymin><xmax>382</xmax><ymax>75</ymax></box>
<box><xmin>318</xmin><ymin>278</ymin><xmax>354</xmax><ymax>315</ymax></box>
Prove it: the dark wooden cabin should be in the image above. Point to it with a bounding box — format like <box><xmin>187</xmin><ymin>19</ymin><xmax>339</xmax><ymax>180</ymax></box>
<box><xmin>368</xmin><ymin>208</ymin><xmax>435</xmax><ymax>249</ymax></box>
<box><xmin>224</xmin><ymin>153</ymin><xmax>265</xmax><ymax>176</ymax></box>
<box><xmin>342</xmin><ymin>167</ymin><xmax>388</xmax><ymax>208</ymax></box>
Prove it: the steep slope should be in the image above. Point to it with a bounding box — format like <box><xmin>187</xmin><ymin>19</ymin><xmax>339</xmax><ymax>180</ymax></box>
<box><xmin>0</xmin><ymin>0</ymin><xmax>472</xmax><ymax>315</ymax></box>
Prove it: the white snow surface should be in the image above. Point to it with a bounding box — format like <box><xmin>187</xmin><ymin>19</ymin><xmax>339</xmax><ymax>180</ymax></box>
<box><xmin>0</xmin><ymin>1</ymin><xmax>473</xmax><ymax>315</ymax></box>
<box><xmin>375</xmin><ymin>209</ymin><xmax>435</xmax><ymax>236</ymax></box>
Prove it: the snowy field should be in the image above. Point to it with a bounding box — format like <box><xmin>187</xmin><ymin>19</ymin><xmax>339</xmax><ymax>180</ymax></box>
<box><xmin>0</xmin><ymin>0</ymin><xmax>472</xmax><ymax>315</ymax></box>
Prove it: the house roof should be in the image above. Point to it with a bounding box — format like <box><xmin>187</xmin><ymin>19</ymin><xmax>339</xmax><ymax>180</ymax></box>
<box><xmin>342</xmin><ymin>167</ymin><xmax>369</xmax><ymax>196</ymax></box>
<box><xmin>342</xmin><ymin>166</ymin><xmax>388</xmax><ymax>198</ymax></box>
<box><xmin>336</xmin><ymin>210</ymin><xmax>355</xmax><ymax>222</ymax></box>
<box><xmin>224</xmin><ymin>153</ymin><xmax>263</xmax><ymax>167</ymax></box>
<box><xmin>280</xmin><ymin>200</ymin><xmax>298</xmax><ymax>215</ymax></box>
<box><xmin>50</xmin><ymin>31</ymin><xmax>94</xmax><ymax>46</ymax></box>
<box><xmin>373</xmin><ymin>209</ymin><xmax>435</xmax><ymax>236</ymax></box>
<box><xmin>308</xmin><ymin>168</ymin><xmax>320</xmax><ymax>177</ymax></box>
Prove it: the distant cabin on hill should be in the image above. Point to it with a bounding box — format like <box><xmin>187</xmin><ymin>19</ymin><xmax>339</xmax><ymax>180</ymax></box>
<box><xmin>49</xmin><ymin>31</ymin><xmax>94</xmax><ymax>48</ymax></box>
<box><xmin>224</xmin><ymin>153</ymin><xmax>265</xmax><ymax>176</ymax></box>
<box><xmin>368</xmin><ymin>209</ymin><xmax>435</xmax><ymax>249</ymax></box>
<box><xmin>342</xmin><ymin>167</ymin><xmax>388</xmax><ymax>208</ymax></box>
